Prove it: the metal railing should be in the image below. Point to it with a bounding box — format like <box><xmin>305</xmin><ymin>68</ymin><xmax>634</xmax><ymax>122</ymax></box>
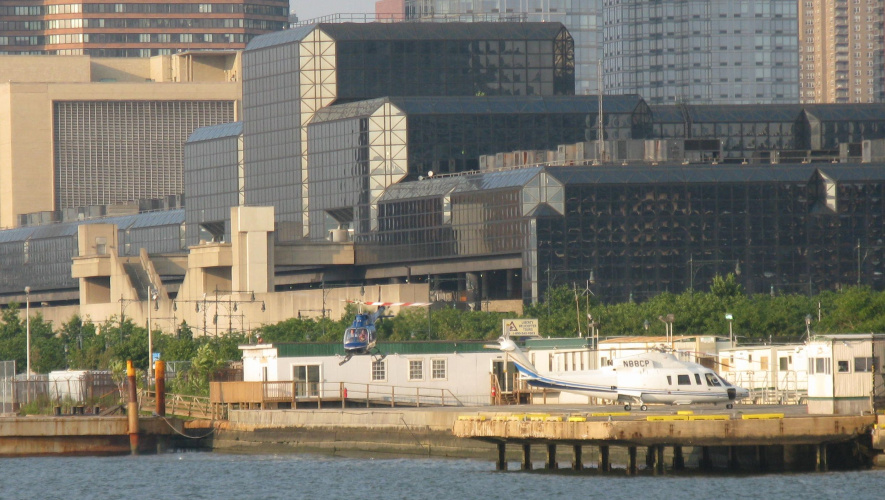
<box><xmin>140</xmin><ymin>390</ymin><xmax>215</xmax><ymax>419</ymax></box>
<box><xmin>211</xmin><ymin>380</ymin><xmax>467</xmax><ymax>409</ymax></box>
<box><xmin>729</xmin><ymin>370</ymin><xmax>807</xmax><ymax>405</ymax></box>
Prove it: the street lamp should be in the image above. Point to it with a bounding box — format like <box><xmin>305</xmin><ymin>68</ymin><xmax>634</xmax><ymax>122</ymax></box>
<box><xmin>805</xmin><ymin>314</ymin><xmax>812</xmax><ymax>341</ymax></box>
<box><xmin>658</xmin><ymin>313</ymin><xmax>675</xmax><ymax>346</ymax></box>
<box><xmin>725</xmin><ymin>313</ymin><xmax>734</xmax><ymax>347</ymax></box>
<box><xmin>147</xmin><ymin>285</ymin><xmax>158</xmax><ymax>387</ymax></box>
<box><xmin>24</xmin><ymin>286</ymin><xmax>30</xmax><ymax>378</ymax></box>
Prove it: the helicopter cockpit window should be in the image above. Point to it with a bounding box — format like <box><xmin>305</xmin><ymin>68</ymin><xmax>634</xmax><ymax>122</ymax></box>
<box><xmin>345</xmin><ymin>328</ymin><xmax>369</xmax><ymax>343</ymax></box>
<box><xmin>716</xmin><ymin>375</ymin><xmax>734</xmax><ymax>387</ymax></box>
<box><xmin>705</xmin><ymin>373</ymin><xmax>722</xmax><ymax>387</ymax></box>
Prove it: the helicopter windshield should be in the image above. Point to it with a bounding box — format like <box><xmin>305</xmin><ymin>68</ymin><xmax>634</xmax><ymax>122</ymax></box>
<box><xmin>344</xmin><ymin>328</ymin><xmax>369</xmax><ymax>344</ymax></box>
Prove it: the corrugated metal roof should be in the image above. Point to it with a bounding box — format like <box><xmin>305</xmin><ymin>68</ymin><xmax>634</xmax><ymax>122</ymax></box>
<box><xmin>187</xmin><ymin>122</ymin><xmax>243</xmax><ymax>143</ymax></box>
<box><xmin>525</xmin><ymin>337</ymin><xmax>593</xmax><ymax>349</ymax></box>
<box><xmin>0</xmin><ymin>210</ymin><xmax>186</xmax><ymax>244</ymax></box>
<box><xmin>311</xmin><ymin>96</ymin><xmax>643</xmax><ymax>124</ymax></box>
<box><xmin>245</xmin><ymin>24</ymin><xmax>316</xmax><ymax>50</ymax></box>
<box><xmin>275</xmin><ymin>340</ymin><xmax>492</xmax><ymax>358</ymax></box>
<box><xmin>803</xmin><ymin>104</ymin><xmax>885</xmax><ymax>121</ymax></box>
<box><xmin>317</xmin><ymin>22</ymin><xmax>566</xmax><ymax>42</ymax></box>
<box><xmin>685</xmin><ymin>104</ymin><xmax>804</xmax><ymax>123</ymax></box>
<box><xmin>379</xmin><ymin>167</ymin><xmax>543</xmax><ymax>202</ymax></box>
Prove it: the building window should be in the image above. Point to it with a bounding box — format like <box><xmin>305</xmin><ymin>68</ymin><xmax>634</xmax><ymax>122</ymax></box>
<box><xmin>838</xmin><ymin>360</ymin><xmax>850</xmax><ymax>373</ymax></box>
<box><xmin>431</xmin><ymin>359</ymin><xmax>447</xmax><ymax>380</ymax></box>
<box><xmin>854</xmin><ymin>357</ymin><xmax>876</xmax><ymax>372</ymax></box>
<box><xmin>809</xmin><ymin>357</ymin><xmax>831</xmax><ymax>375</ymax></box>
<box><xmin>372</xmin><ymin>359</ymin><xmax>386</xmax><ymax>381</ymax></box>
<box><xmin>409</xmin><ymin>359</ymin><xmax>423</xmax><ymax>381</ymax></box>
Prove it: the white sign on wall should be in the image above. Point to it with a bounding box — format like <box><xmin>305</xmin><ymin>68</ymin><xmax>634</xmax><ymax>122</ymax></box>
<box><xmin>502</xmin><ymin>318</ymin><xmax>539</xmax><ymax>338</ymax></box>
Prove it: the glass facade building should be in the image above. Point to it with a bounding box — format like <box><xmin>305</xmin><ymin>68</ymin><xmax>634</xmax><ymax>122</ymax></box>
<box><xmin>184</xmin><ymin>122</ymin><xmax>244</xmax><ymax>246</ymax></box>
<box><xmin>242</xmin><ymin>22</ymin><xmax>574</xmax><ymax>241</ymax></box>
<box><xmin>356</xmin><ymin>163</ymin><xmax>885</xmax><ymax>303</ymax></box>
<box><xmin>307</xmin><ymin>95</ymin><xmax>650</xmax><ymax>239</ymax></box>
<box><xmin>0</xmin><ymin>0</ymin><xmax>288</xmax><ymax>56</ymax></box>
<box><xmin>406</xmin><ymin>0</ymin><xmax>602</xmax><ymax>95</ymax></box>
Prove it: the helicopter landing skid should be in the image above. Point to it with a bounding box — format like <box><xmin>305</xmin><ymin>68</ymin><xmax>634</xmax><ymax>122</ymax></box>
<box><xmin>339</xmin><ymin>353</ymin><xmax>354</xmax><ymax>366</ymax></box>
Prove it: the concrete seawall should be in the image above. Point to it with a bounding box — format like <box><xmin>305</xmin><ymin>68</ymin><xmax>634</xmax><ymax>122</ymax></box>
<box><xmin>211</xmin><ymin>409</ymin><xmax>497</xmax><ymax>458</ymax></box>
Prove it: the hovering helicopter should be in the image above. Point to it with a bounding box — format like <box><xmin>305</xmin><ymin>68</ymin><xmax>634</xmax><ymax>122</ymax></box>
<box><xmin>340</xmin><ymin>301</ymin><xmax>429</xmax><ymax>365</ymax></box>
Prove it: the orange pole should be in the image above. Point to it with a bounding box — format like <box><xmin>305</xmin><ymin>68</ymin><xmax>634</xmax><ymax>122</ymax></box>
<box><xmin>155</xmin><ymin>360</ymin><xmax>166</xmax><ymax>417</ymax></box>
<box><xmin>127</xmin><ymin>360</ymin><xmax>139</xmax><ymax>454</ymax></box>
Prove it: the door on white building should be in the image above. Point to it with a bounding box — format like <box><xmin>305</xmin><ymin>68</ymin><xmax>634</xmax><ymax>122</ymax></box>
<box><xmin>492</xmin><ymin>360</ymin><xmax>517</xmax><ymax>393</ymax></box>
<box><xmin>292</xmin><ymin>365</ymin><xmax>321</xmax><ymax>397</ymax></box>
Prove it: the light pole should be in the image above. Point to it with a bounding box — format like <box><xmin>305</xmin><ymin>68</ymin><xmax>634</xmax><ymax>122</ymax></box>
<box><xmin>24</xmin><ymin>286</ymin><xmax>30</xmax><ymax>378</ymax></box>
<box><xmin>147</xmin><ymin>285</ymin><xmax>158</xmax><ymax>387</ymax></box>
<box><xmin>805</xmin><ymin>314</ymin><xmax>812</xmax><ymax>341</ymax></box>
<box><xmin>725</xmin><ymin>313</ymin><xmax>734</xmax><ymax>347</ymax></box>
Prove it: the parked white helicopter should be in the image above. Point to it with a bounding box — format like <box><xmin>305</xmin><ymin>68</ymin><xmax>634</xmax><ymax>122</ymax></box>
<box><xmin>497</xmin><ymin>336</ymin><xmax>749</xmax><ymax>410</ymax></box>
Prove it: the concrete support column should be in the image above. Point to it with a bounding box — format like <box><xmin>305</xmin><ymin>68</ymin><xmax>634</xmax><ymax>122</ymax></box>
<box><xmin>522</xmin><ymin>443</ymin><xmax>532</xmax><ymax>470</ymax></box>
<box><xmin>645</xmin><ymin>446</ymin><xmax>655</xmax><ymax>469</ymax></box>
<box><xmin>572</xmin><ymin>445</ymin><xmax>583</xmax><ymax>470</ymax></box>
<box><xmin>672</xmin><ymin>445</ymin><xmax>685</xmax><ymax>470</ymax></box>
<box><xmin>599</xmin><ymin>445</ymin><xmax>611</xmax><ymax>472</ymax></box>
<box><xmin>546</xmin><ymin>443</ymin><xmax>557</xmax><ymax>469</ymax></box>
<box><xmin>627</xmin><ymin>446</ymin><xmax>637</xmax><ymax>475</ymax></box>
<box><xmin>756</xmin><ymin>445</ymin><xmax>768</xmax><ymax>472</ymax></box>
<box><xmin>496</xmin><ymin>442</ymin><xmax>507</xmax><ymax>471</ymax></box>
<box><xmin>700</xmin><ymin>446</ymin><xmax>712</xmax><ymax>471</ymax></box>
<box><xmin>817</xmin><ymin>443</ymin><xmax>828</xmax><ymax>472</ymax></box>
<box><xmin>655</xmin><ymin>445</ymin><xmax>665</xmax><ymax>475</ymax></box>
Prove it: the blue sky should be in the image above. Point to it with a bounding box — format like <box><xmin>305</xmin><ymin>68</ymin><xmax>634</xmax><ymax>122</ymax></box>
<box><xmin>292</xmin><ymin>0</ymin><xmax>378</xmax><ymax>20</ymax></box>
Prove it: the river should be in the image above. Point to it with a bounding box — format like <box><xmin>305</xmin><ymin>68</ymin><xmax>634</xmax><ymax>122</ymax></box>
<box><xmin>1</xmin><ymin>452</ymin><xmax>882</xmax><ymax>500</ymax></box>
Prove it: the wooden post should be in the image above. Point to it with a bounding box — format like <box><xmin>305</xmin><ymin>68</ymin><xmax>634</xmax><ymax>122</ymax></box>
<box><xmin>572</xmin><ymin>445</ymin><xmax>583</xmax><ymax>470</ymax></box>
<box><xmin>546</xmin><ymin>443</ymin><xmax>557</xmax><ymax>469</ymax></box>
<box><xmin>497</xmin><ymin>442</ymin><xmax>507</xmax><ymax>471</ymax></box>
<box><xmin>126</xmin><ymin>360</ymin><xmax>139</xmax><ymax>455</ymax></box>
<box><xmin>522</xmin><ymin>443</ymin><xmax>532</xmax><ymax>470</ymax></box>
<box><xmin>599</xmin><ymin>445</ymin><xmax>611</xmax><ymax>472</ymax></box>
<box><xmin>155</xmin><ymin>360</ymin><xmax>166</xmax><ymax>417</ymax></box>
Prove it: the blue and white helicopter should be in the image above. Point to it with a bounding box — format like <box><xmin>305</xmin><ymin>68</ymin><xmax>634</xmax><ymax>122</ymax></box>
<box><xmin>340</xmin><ymin>301</ymin><xmax>429</xmax><ymax>365</ymax></box>
<box><xmin>496</xmin><ymin>336</ymin><xmax>749</xmax><ymax>410</ymax></box>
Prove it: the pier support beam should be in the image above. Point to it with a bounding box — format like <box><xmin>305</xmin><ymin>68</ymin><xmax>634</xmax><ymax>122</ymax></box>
<box><xmin>627</xmin><ymin>446</ymin><xmax>637</xmax><ymax>475</ymax></box>
<box><xmin>496</xmin><ymin>442</ymin><xmax>507</xmax><ymax>471</ymax></box>
<box><xmin>700</xmin><ymin>446</ymin><xmax>712</xmax><ymax>471</ymax></box>
<box><xmin>756</xmin><ymin>445</ymin><xmax>768</xmax><ymax>472</ymax></box>
<box><xmin>645</xmin><ymin>446</ymin><xmax>655</xmax><ymax>469</ymax></box>
<box><xmin>599</xmin><ymin>445</ymin><xmax>611</xmax><ymax>473</ymax></box>
<box><xmin>654</xmin><ymin>445</ymin><xmax>665</xmax><ymax>475</ymax></box>
<box><xmin>546</xmin><ymin>443</ymin><xmax>557</xmax><ymax>469</ymax></box>
<box><xmin>672</xmin><ymin>446</ymin><xmax>685</xmax><ymax>471</ymax></box>
<box><xmin>572</xmin><ymin>445</ymin><xmax>583</xmax><ymax>471</ymax></box>
<box><xmin>522</xmin><ymin>443</ymin><xmax>532</xmax><ymax>470</ymax></box>
<box><xmin>816</xmin><ymin>443</ymin><xmax>828</xmax><ymax>472</ymax></box>
<box><xmin>126</xmin><ymin>360</ymin><xmax>139</xmax><ymax>455</ymax></box>
<box><xmin>728</xmin><ymin>446</ymin><xmax>739</xmax><ymax>471</ymax></box>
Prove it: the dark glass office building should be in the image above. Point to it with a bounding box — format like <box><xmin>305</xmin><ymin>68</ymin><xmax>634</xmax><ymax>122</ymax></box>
<box><xmin>362</xmin><ymin>163</ymin><xmax>885</xmax><ymax>303</ymax></box>
<box><xmin>183</xmin><ymin>122</ymin><xmax>243</xmax><ymax>246</ymax></box>
<box><xmin>307</xmin><ymin>95</ymin><xmax>651</xmax><ymax>239</ymax></box>
<box><xmin>241</xmin><ymin>22</ymin><xmax>574</xmax><ymax>241</ymax></box>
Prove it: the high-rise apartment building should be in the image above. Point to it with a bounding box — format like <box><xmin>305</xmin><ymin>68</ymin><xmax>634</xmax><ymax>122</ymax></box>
<box><xmin>0</xmin><ymin>0</ymin><xmax>288</xmax><ymax>57</ymax></box>
<box><xmin>603</xmin><ymin>0</ymin><xmax>800</xmax><ymax>104</ymax></box>
<box><xmin>799</xmin><ymin>0</ymin><xmax>885</xmax><ymax>103</ymax></box>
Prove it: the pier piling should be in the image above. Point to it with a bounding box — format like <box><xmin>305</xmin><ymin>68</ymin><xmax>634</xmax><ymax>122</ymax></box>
<box><xmin>546</xmin><ymin>444</ymin><xmax>557</xmax><ymax>469</ymax></box>
<box><xmin>127</xmin><ymin>360</ymin><xmax>138</xmax><ymax>455</ymax></box>
<box><xmin>522</xmin><ymin>443</ymin><xmax>532</xmax><ymax>470</ymax></box>
<box><xmin>572</xmin><ymin>445</ymin><xmax>583</xmax><ymax>470</ymax></box>
<box><xmin>496</xmin><ymin>442</ymin><xmax>507</xmax><ymax>471</ymax></box>
<box><xmin>673</xmin><ymin>446</ymin><xmax>685</xmax><ymax>470</ymax></box>
<box><xmin>599</xmin><ymin>445</ymin><xmax>611</xmax><ymax>472</ymax></box>
<box><xmin>627</xmin><ymin>446</ymin><xmax>637</xmax><ymax>475</ymax></box>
